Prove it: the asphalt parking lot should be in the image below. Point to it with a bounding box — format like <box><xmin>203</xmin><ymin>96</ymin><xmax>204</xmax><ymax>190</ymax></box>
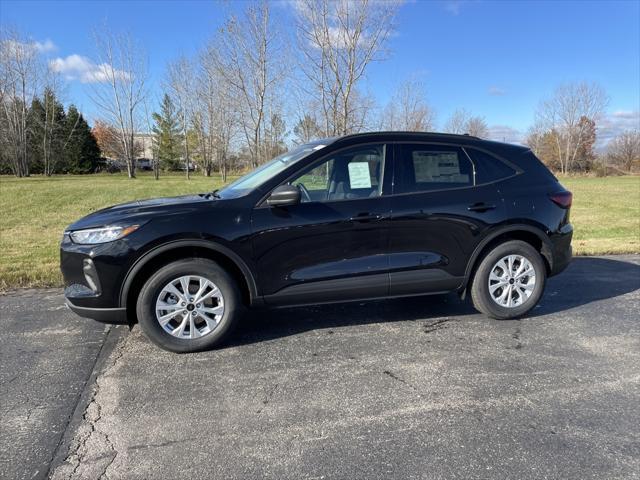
<box><xmin>1</xmin><ymin>255</ymin><xmax>639</xmax><ymax>480</ymax></box>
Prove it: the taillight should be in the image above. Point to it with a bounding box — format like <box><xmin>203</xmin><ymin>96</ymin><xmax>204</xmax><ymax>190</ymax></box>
<box><xmin>549</xmin><ymin>191</ymin><xmax>572</xmax><ymax>209</ymax></box>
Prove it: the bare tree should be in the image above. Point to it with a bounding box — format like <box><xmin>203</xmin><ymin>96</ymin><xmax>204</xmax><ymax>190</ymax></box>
<box><xmin>294</xmin><ymin>0</ymin><xmax>400</xmax><ymax>136</ymax></box>
<box><xmin>525</xmin><ymin>123</ymin><xmax>551</xmax><ymax>159</ymax></box>
<box><xmin>88</xmin><ymin>28</ymin><xmax>147</xmax><ymax>178</ymax></box>
<box><xmin>166</xmin><ymin>56</ymin><xmax>195</xmax><ymax>179</ymax></box>
<box><xmin>443</xmin><ymin>108</ymin><xmax>470</xmax><ymax>134</ymax></box>
<box><xmin>382</xmin><ymin>77</ymin><xmax>435</xmax><ymax>131</ymax></box>
<box><xmin>607</xmin><ymin>130</ymin><xmax>640</xmax><ymax>172</ymax></box>
<box><xmin>0</xmin><ymin>27</ymin><xmax>44</xmax><ymax>176</ymax></box>
<box><xmin>210</xmin><ymin>1</ymin><xmax>284</xmax><ymax>168</ymax></box>
<box><xmin>466</xmin><ymin>116</ymin><xmax>489</xmax><ymax>138</ymax></box>
<box><xmin>443</xmin><ymin>108</ymin><xmax>488</xmax><ymax>137</ymax></box>
<box><xmin>199</xmin><ymin>43</ymin><xmax>238</xmax><ymax>180</ymax></box>
<box><xmin>534</xmin><ymin>81</ymin><xmax>609</xmax><ymax>174</ymax></box>
<box><xmin>293</xmin><ymin>112</ymin><xmax>323</xmax><ymax>144</ymax></box>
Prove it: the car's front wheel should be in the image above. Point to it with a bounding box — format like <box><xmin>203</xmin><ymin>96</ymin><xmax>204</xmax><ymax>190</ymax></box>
<box><xmin>470</xmin><ymin>240</ymin><xmax>546</xmax><ymax>319</ymax></box>
<box><xmin>136</xmin><ymin>258</ymin><xmax>241</xmax><ymax>352</ymax></box>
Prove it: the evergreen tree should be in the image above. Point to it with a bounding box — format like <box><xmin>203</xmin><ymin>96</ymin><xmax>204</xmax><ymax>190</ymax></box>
<box><xmin>62</xmin><ymin>106</ymin><xmax>101</xmax><ymax>174</ymax></box>
<box><xmin>152</xmin><ymin>94</ymin><xmax>182</xmax><ymax>170</ymax></box>
<box><xmin>27</xmin><ymin>88</ymin><xmax>66</xmax><ymax>175</ymax></box>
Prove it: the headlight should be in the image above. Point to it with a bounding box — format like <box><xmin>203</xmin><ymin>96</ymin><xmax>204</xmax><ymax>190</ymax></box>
<box><xmin>69</xmin><ymin>225</ymin><xmax>140</xmax><ymax>244</ymax></box>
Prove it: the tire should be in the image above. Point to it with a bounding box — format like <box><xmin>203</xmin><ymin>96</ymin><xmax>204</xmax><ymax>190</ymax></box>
<box><xmin>470</xmin><ymin>240</ymin><xmax>546</xmax><ymax>320</ymax></box>
<box><xmin>136</xmin><ymin>258</ymin><xmax>242</xmax><ymax>353</ymax></box>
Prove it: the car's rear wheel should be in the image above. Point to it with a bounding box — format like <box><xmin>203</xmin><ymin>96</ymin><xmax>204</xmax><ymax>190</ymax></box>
<box><xmin>136</xmin><ymin>258</ymin><xmax>241</xmax><ymax>352</ymax></box>
<box><xmin>470</xmin><ymin>240</ymin><xmax>546</xmax><ymax>319</ymax></box>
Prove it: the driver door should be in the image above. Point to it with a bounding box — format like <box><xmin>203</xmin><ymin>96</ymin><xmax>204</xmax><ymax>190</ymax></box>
<box><xmin>251</xmin><ymin>143</ymin><xmax>392</xmax><ymax>306</ymax></box>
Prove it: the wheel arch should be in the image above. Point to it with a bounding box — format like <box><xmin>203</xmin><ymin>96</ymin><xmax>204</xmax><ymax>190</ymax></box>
<box><xmin>120</xmin><ymin>240</ymin><xmax>258</xmax><ymax>321</ymax></box>
<box><xmin>461</xmin><ymin>224</ymin><xmax>553</xmax><ymax>293</ymax></box>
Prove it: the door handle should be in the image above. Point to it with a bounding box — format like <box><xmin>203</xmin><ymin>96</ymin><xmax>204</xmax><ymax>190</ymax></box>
<box><xmin>467</xmin><ymin>202</ymin><xmax>496</xmax><ymax>213</ymax></box>
<box><xmin>349</xmin><ymin>213</ymin><xmax>382</xmax><ymax>222</ymax></box>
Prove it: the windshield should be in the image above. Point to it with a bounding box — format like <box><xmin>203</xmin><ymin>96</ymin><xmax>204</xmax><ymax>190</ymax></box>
<box><xmin>217</xmin><ymin>142</ymin><xmax>330</xmax><ymax>198</ymax></box>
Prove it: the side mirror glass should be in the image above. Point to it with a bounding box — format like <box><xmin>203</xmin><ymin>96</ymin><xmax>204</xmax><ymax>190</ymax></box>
<box><xmin>267</xmin><ymin>184</ymin><xmax>300</xmax><ymax>207</ymax></box>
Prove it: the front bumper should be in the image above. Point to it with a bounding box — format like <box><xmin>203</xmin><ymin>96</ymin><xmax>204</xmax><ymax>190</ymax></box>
<box><xmin>65</xmin><ymin>299</ymin><xmax>128</xmax><ymax>323</ymax></box>
<box><xmin>61</xmin><ymin>233</ymin><xmax>134</xmax><ymax>322</ymax></box>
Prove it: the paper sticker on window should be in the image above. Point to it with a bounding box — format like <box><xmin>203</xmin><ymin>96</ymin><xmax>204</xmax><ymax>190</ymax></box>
<box><xmin>436</xmin><ymin>154</ymin><xmax>460</xmax><ymax>175</ymax></box>
<box><xmin>413</xmin><ymin>152</ymin><xmax>464</xmax><ymax>182</ymax></box>
<box><xmin>348</xmin><ymin>162</ymin><xmax>372</xmax><ymax>189</ymax></box>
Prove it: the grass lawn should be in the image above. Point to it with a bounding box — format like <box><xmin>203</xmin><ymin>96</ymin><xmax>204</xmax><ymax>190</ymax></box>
<box><xmin>561</xmin><ymin>176</ymin><xmax>640</xmax><ymax>256</ymax></box>
<box><xmin>0</xmin><ymin>173</ymin><xmax>233</xmax><ymax>290</ymax></box>
<box><xmin>0</xmin><ymin>173</ymin><xmax>638</xmax><ymax>290</ymax></box>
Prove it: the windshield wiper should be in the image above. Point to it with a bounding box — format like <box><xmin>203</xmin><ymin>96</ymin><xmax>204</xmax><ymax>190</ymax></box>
<box><xmin>202</xmin><ymin>189</ymin><xmax>221</xmax><ymax>199</ymax></box>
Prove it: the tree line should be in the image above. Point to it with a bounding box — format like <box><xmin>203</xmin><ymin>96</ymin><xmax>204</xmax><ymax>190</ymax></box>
<box><xmin>0</xmin><ymin>87</ymin><xmax>99</xmax><ymax>175</ymax></box>
<box><xmin>1</xmin><ymin>1</ymin><xmax>638</xmax><ymax>178</ymax></box>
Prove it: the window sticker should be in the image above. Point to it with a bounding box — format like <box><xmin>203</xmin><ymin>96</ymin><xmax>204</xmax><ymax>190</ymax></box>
<box><xmin>348</xmin><ymin>162</ymin><xmax>372</xmax><ymax>188</ymax></box>
<box><xmin>435</xmin><ymin>154</ymin><xmax>460</xmax><ymax>175</ymax></box>
<box><xmin>413</xmin><ymin>152</ymin><xmax>468</xmax><ymax>183</ymax></box>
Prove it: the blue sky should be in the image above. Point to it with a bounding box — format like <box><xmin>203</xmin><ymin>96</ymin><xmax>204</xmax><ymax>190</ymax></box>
<box><xmin>1</xmin><ymin>0</ymin><xmax>639</xmax><ymax>143</ymax></box>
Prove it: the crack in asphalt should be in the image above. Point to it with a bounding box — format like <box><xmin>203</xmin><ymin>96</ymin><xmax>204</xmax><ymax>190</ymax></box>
<box><xmin>512</xmin><ymin>326</ymin><xmax>523</xmax><ymax>350</ymax></box>
<box><xmin>52</xmin><ymin>332</ymin><xmax>128</xmax><ymax>480</ymax></box>
<box><xmin>422</xmin><ymin>317</ymin><xmax>454</xmax><ymax>333</ymax></box>
<box><xmin>256</xmin><ymin>383</ymin><xmax>279</xmax><ymax>414</ymax></box>
<box><xmin>383</xmin><ymin>369</ymin><xmax>417</xmax><ymax>391</ymax></box>
<box><xmin>127</xmin><ymin>439</ymin><xmax>190</xmax><ymax>451</ymax></box>
<box><xmin>44</xmin><ymin>326</ymin><xmax>112</xmax><ymax>480</ymax></box>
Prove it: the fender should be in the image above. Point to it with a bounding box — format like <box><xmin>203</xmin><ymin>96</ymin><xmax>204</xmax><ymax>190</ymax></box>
<box><xmin>119</xmin><ymin>239</ymin><xmax>258</xmax><ymax>307</ymax></box>
<box><xmin>462</xmin><ymin>223</ymin><xmax>554</xmax><ymax>285</ymax></box>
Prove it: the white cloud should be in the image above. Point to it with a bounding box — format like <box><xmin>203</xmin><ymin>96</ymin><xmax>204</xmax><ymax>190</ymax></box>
<box><xmin>49</xmin><ymin>54</ymin><xmax>129</xmax><ymax>83</ymax></box>
<box><xmin>488</xmin><ymin>86</ymin><xmax>506</xmax><ymax>96</ymax></box>
<box><xmin>610</xmin><ymin>110</ymin><xmax>639</xmax><ymax>120</ymax></box>
<box><xmin>442</xmin><ymin>0</ymin><xmax>479</xmax><ymax>16</ymax></box>
<box><xmin>596</xmin><ymin>110</ymin><xmax>640</xmax><ymax>147</ymax></box>
<box><xmin>487</xmin><ymin>125</ymin><xmax>524</xmax><ymax>144</ymax></box>
<box><xmin>290</xmin><ymin>0</ymin><xmax>400</xmax><ymax>50</ymax></box>
<box><xmin>443</xmin><ymin>1</ymin><xmax>463</xmax><ymax>15</ymax></box>
<box><xmin>1</xmin><ymin>38</ymin><xmax>57</xmax><ymax>56</ymax></box>
<box><xmin>33</xmin><ymin>39</ymin><xmax>57</xmax><ymax>53</ymax></box>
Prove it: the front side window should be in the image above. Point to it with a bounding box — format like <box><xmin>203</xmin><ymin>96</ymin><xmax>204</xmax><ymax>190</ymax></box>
<box><xmin>291</xmin><ymin>144</ymin><xmax>385</xmax><ymax>203</ymax></box>
<box><xmin>395</xmin><ymin>144</ymin><xmax>474</xmax><ymax>194</ymax></box>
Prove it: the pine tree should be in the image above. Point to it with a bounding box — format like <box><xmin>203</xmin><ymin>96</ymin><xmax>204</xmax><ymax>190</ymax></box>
<box><xmin>152</xmin><ymin>94</ymin><xmax>182</xmax><ymax>171</ymax></box>
<box><xmin>26</xmin><ymin>88</ymin><xmax>66</xmax><ymax>175</ymax></box>
<box><xmin>62</xmin><ymin>106</ymin><xmax>101</xmax><ymax>174</ymax></box>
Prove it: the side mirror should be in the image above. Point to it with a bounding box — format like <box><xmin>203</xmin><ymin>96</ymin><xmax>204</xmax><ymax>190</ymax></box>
<box><xmin>267</xmin><ymin>184</ymin><xmax>300</xmax><ymax>207</ymax></box>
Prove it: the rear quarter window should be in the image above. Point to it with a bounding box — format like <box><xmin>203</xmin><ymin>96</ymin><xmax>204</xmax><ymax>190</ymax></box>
<box><xmin>465</xmin><ymin>148</ymin><xmax>517</xmax><ymax>184</ymax></box>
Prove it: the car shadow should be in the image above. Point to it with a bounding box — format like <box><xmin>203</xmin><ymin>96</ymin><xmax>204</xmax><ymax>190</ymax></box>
<box><xmin>228</xmin><ymin>256</ymin><xmax>639</xmax><ymax>348</ymax></box>
<box><xmin>534</xmin><ymin>256</ymin><xmax>640</xmax><ymax>315</ymax></box>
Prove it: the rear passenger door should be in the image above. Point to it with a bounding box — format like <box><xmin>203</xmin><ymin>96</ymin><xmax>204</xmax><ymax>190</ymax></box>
<box><xmin>387</xmin><ymin>143</ymin><xmax>508</xmax><ymax>295</ymax></box>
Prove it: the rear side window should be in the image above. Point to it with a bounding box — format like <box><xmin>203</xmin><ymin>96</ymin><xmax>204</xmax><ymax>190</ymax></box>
<box><xmin>466</xmin><ymin>148</ymin><xmax>517</xmax><ymax>184</ymax></box>
<box><xmin>394</xmin><ymin>144</ymin><xmax>473</xmax><ymax>194</ymax></box>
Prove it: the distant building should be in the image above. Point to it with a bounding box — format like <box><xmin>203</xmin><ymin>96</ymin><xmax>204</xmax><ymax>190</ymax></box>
<box><xmin>134</xmin><ymin>133</ymin><xmax>155</xmax><ymax>160</ymax></box>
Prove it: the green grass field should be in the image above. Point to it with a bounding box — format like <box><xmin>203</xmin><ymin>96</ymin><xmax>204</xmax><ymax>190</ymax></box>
<box><xmin>0</xmin><ymin>173</ymin><xmax>638</xmax><ymax>290</ymax></box>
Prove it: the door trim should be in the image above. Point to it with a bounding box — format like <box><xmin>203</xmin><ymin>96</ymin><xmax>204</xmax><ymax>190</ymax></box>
<box><xmin>263</xmin><ymin>273</ymin><xmax>389</xmax><ymax>306</ymax></box>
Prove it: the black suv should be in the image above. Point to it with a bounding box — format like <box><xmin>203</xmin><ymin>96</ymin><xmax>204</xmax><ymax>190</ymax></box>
<box><xmin>61</xmin><ymin>132</ymin><xmax>573</xmax><ymax>352</ymax></box>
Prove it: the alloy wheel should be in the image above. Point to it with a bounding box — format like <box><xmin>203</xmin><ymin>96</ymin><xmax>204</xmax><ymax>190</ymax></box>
<box><xmin>155</xmin><ymin>275</ymin><xmax>225</xmax><ymax>339</ymax></box>
<box><xmin>488</xmin><ymin>254</ymin><xmax>536</xmax><ymax>308</ymax></box>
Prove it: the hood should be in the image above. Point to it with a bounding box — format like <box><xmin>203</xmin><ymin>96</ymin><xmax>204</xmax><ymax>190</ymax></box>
<box><xmin>67</xmin><ymin>194</ymin><xmax>213</xmax><ymax>231</ymax></box>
